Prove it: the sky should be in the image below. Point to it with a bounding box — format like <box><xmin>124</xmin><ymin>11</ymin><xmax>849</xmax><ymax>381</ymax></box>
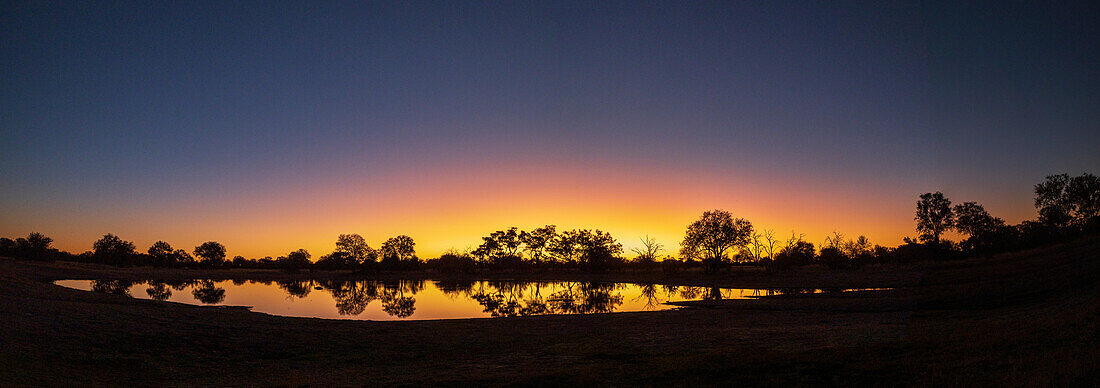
<box><xmin>2</xmin><ymin>1</ymin><xmax>1098</xmax><ymax>258</ymax></box>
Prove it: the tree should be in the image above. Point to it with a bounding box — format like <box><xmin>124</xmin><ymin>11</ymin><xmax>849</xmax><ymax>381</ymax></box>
<box><xmin>842</xmin><ymin>236</ymin><xmax>873</xmax><ymax>260</ymax></box>
<box><xmin>680</xmin><ymin>210</ymin><xmax>754</xmax><ymax>273</ymax></box>
<box><xmin>631</xmin><ymin>235</ymin><xmax>664</xmax><ymax>263</ymax></box>
<box><xmin>547</xmin><ymin>230</ymin><xmax>582</xmax><ymax>263</ymax></box>
<box><xmin>335</xmin><ymin>234</ymin><xmax>377</xmax><ymax>264</ymax></box>
<box><xmin>315</xmin><ymin>251</ymin><xmax>355</xmax><ymax>269</ymax></box>
<box><xmin>380</xmin><ymin>235</ymin><xmax>416</xmax><ymax>264</ymax></box>
<box><xmin>473</xmin><ymin>228</ymin><xmax>522</xmax><ymax>262</ymax></box>
<box><xmin>0</xmin><ymin>238</ymin><xmax>15</xmax><ymax>257</ymax></box>
<box><xmin>520</xmin><ymin>225</ymin><xmax>557</xmax><ymax>263</ymax></box>
<box><xmin>172</xmin><ymin>249</ymin><xmax>195</xmax><ymax>264</ymax></box>
<box><xmin>761</xmin><ymin>229</ymin><xmax>779</xmax><ymax>260</ymax></box>
<box><xmin>773</xmin><ymin>240</ymin><xmax>816</xmax><ymax>268</ymax></box>
<box><xmin>823</xmin><ymin>231</ymin><xmax>846</xmax><ymax>251</ymax></box>
<box><xmin>148</xmin><ymin>241</ymin><xmax>175</xmax><ymax>265</ymax></box>
<box><xmin>915</xmin><ymin>192</ymin><xmax>954</xmax><ymax>244</ymax></box>
<box><xmin>24</xmin><ymin>232</ymin><xmax>53</xmax><ymax>260</ymax></box>
<box><xmin>281</xmin><ymin>249</ymin><xmax>312</xmax><ymax>271</ymax></box>
<box><xmin>193</xmin><ymin>241</ymin><xmax>227</xmax><ymax>266</ymax></box>
<box><xmin>953</xmin><ymin>202</ymin><xmax>1005</xmax><ymax>237</ymax></box>
<box><xmin>93</xmin><ymin>234</ymin><xmax>137</xmax><ymax>265</ymax></box>
<box><xmin>1035</xmin><ymin>174</ymin><xmax>1072</xmax><ymax>227</ymax></box>
<box><xmin>1034</xmin><ymin>173</ymin><xmax>1100</xmax><ymax>227</ymax></box>
<box><xmin>1065</xmin><ymin>173</ymin><xmax>1100</xmax><ymax>223</ymax></box>
<box><xmin>575</xmin><ymin>229</ymin><xmax>623</xmax><ymax>270</ymax></box>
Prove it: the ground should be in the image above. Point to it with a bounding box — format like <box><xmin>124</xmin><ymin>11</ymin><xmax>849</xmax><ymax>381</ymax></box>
<box><xmin>1</xmin><ymin>238</ymin><xmax>1097</xmax><ymax>386</ymax></box>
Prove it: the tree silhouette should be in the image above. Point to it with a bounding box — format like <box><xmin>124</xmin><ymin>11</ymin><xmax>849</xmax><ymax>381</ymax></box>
<box><xmin>315</xmin><ymin>251</ymin><xmax>354</xmax><ymax>269</ymax></box>
<box><xmin>22</xmin><ymin>232</ymin><xmax>53</xmax><ymax>260</ymax></box>
<box><xmin>380</xmin><ymin>235</ymin><xmax>416</xmax><ymax>266</ymax></box>
<box><xmin>193</xmin><ymin>241</ymin><xmax>227</xmax><ymax>266</ymax></box>
<box><xmin>916</xmin><ymin>192</ymin><xmax>954</xmax><ymax>244</ymax></box>
<box><xmin>1034</xmin><ymin>173</ymin><xmax>1100</xmax><ymax>227</ymax></box>
<box><xmin>335</xmin><ymin>234</ymin><xmax>377</xmax><ymax>264</ymax></box>
<box><xmin>575</xmin><ymin>229</ymin><xmax>622</xmax><ymax>270</ymax></box>
<box><xmin>93</xmin><ymin>234</ymin><xmax>136</xmax><ymax>265</ymax></box>
<box><xmin>172</xmin><ymin>249</ymin><xmax>195</xmax><ymax>265</ymax></box>
<box><xmin>147</xmin><ymin>241</ymin><xmax>175</xmax><ymax>265</ymax></box>
<box><xmin>773</xmin><ymin>240</ymin><xmax>815</xmax><ymax>268</ymax></box>
<box><xmin>681</xmin><ymin>210</ymin><xmax>754</xmax><ymax>273</ymax></box>
<box><xmin>547</xmin><ymin>229</ymin><xmax>582</xmax><ymax>264</ymax></box>
<box><xmin>631</xmin><ymin>235</ymin><xmax>664</xmax><ymax>263</ymax></box>
<box><xmin>281</xmin><ymin>249</ymin><xmax>312</xmax><ymax>271</ymax></box>
<box><xmin>953</xmin><ymin>202</ymin><xmax>1005</xmax><ymax>237</ymax></box>
<box><xmin>520</xmin><ymin>225</ymin><xmax>557</xmax><ymax>264</ymax></box>
<box><xmin>842</xmin><ymin>235</ymin><xmax>873</xmax><ymax>262</ymax></box>
<box><xmin>0</xmin><ymin>237</ymin><xmax>14</xmax><ymax>257</ymax></box>
<box><xmin>473</xmin><ymin>227</ymin><xmax>522</xmax><ymax>263</ymax></box>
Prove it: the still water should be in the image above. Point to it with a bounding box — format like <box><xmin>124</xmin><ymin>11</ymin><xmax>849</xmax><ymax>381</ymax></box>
<box><xmin>56</xmin><ymin>279</ymin><xmax>883</xmax><ymax>321</ymax></box>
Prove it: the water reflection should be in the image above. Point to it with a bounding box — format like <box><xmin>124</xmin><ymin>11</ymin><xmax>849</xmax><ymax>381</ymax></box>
<box><xmin>277</xmin><ymin>280</ymin><xmax>312</xmax><ymax>298</ymax></box>
<box><xmin>90</xmin><ymin>280</ymin><xmax>134</xmax><ymax>296</ymax></box>
<box><xmin>192</xmin><ymin>280</ymin><xmax>226</xmax><ymax>304</ymax></box>
<box><xmin>63</xmin><ymin>280</ymin><xmax>887</xmax><ymax>321</ymax></box>
<box><xmin>145</xmin><ymin>281</ymin><xmax>172</xmax><ymax>301</ymax></box>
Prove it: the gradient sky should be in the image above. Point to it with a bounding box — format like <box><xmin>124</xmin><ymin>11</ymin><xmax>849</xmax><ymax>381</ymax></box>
<box><xmin>2</xmin><ymin>1</ymin><xmax>1098</xmax><ymax>258</ymax></box>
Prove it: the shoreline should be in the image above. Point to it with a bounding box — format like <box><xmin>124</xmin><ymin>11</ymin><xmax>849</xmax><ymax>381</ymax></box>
<box><xmin>10</xmin><ymin>258</ymin><xmax>925</xmax><ymax>290</ymax></box>
<box><xmin>2</xmin><ymin>238</ymin><xmax>1096</xmax><ymax>385</ymax></box>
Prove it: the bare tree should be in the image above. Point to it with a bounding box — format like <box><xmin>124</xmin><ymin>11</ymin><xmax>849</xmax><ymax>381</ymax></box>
<box><xmin>823</xmin><ymin>231</ymin><xmax>846</xmax><ymax>251</ymax></box>
<box><xmin>784</xmin><ymin>231</ymin><xmax>807</xmax><ymax>251</ymax></box>
<box><xmin>749</xmin><ymin>233</ymin><xmax>765</xmax><ymax>261</ymax></box>
<box><xmin>631</xmin><ymin>235</ymin><xmax>664</xmax><ymax>263</ymax></box>
<box><xmin>761</xmin><ymin>229</ymin><xmax>779</xmax><ymax>260</ymax></box>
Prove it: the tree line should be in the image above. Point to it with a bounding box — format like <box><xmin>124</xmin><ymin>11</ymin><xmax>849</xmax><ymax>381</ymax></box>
<box><xmin>3</xmin><ymin>173</ymin><xmax>1097</xmax><ymax>273</ymax></box>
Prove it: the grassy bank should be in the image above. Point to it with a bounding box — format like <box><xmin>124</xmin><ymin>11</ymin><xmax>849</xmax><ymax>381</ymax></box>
<box><xmin>1</xmin><ymin>238</ymin><xmax>1097</xmax><ymax>386</ymax></box>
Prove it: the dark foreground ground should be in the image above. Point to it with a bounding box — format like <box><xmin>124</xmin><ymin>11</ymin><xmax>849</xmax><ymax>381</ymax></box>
<box><xmin>2</xmin><ymin>239</ymin><xmax>1098</xmax><ymax>387</ymax></box>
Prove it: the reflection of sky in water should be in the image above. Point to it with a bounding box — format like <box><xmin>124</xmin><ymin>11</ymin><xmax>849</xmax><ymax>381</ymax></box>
<box><xmin>55</xmin><ymin>280</ymin><xmax>886</xmax><ymax>321</ymax></box>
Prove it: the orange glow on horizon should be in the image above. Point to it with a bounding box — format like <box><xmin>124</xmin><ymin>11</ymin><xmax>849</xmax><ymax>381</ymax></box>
<box><xmin>2</xmin><ymin>159</ymin><xmax>1038</xmax><ymax>259</ymax></box>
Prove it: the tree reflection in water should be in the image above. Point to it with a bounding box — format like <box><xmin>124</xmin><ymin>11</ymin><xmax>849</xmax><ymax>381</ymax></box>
<box><xmin>379</xmin><ymin>280</ymin><xmax>420</xmax><ymax>318</ymax></box>
<box><xmin>318</xmin><ymin>280</ymin><xmax>379</xmax><ymax>316</ymax></box>
<box><xmin>276</xmin><ymin>280</ymin><xmax>313</xmax><ymax>298</ymax></box>
<box><xmin>633</xmin><ymin>283</ymin><xmax>662</xmax><ymax>310</ymax></box>
<box><xmin>310</xmin><ymin>280</ymin><xmax>424</xmax><ymax>318</ymax></box>
<box><xmin>471</xmin><ymin>281</ymin><xmax>624</xmax><ymax>317</ymax></box>
<box><xmin>191</xmin><ymin>280</ymin><xmax>226</xmax><ymax>304</ymax></box>
<box><xmin>78</xmin><ymin>278</ymin><xmax>865</xmax><ymax>319</ymax></box>
<box><xmin>434</xmin><ymin>280</ymin><xmax>476</xmax><ymax>300</ymax></box>
<box><xmin>145</xmin><ymin>281</ymin><xmax>172</xmax><ymax>301</ymax></box>
<box><xmin>90</xmin><ymin>280</ymin><xmax>134</xmax><ymax>296</ymax></box>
